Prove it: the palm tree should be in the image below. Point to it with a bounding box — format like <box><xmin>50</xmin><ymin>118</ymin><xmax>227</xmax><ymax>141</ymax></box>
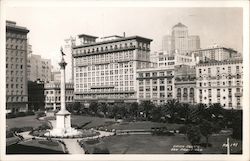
<box><xmin>139</xmin><ymin>101</ymin><xmax>154</xmax><ymax>120</ymax></box>
<box><xmin>207</xmin><ymin>103</ymin><xmax>224</xmax><ymax>122</ymax></box>
<box><xmin>179</xmin><ymin>103</ymin><xmax>191</xmax><ymax>124</ymax></box>
<box><xmin>190</xmin><ymin>103</ymin><xmax>207</xmax><ymax>123</ymax></box>
<box><xmin>162</xmin><ymin>99</ymin><xmax>181</xmax><ymax>123</ymax></box>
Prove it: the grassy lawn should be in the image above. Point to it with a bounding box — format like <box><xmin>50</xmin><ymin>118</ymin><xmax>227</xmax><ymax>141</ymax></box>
<box><xmin>6</xmin><ymin>115</ymin><xmax>45</xmax><ymax>129</ymax></box>
<box><xmin>71</xmin><ymin>115</ymin><xmax>115</xmax><ymax>129</ymax></box>
<box><xmin>71</xmin><ymin>115</ymin><xmax>183</xmax><ymax>131</ymax></box>
<box><xmin>6</xmin><ymin>115</ymin><xmax>183</xmax><ymax>131</ymax></box>
<box><xmin>200</xmin><ymin>135</ymin><xmax>242</xmax><ymax>154</ymax></box>
<box><xmin>103</xmin><ymin>134</ymin><xmax>188</xmax><ymax>154</ymax></box>
<box><xmin>6</xmin><ymin>139</ymin><xmax>65</xmax><ymax>154</ymax></box>
<box><xmin>102</xmin><ymin>134</ymin><xmax>242</xmax><ymax>154</ymax></box>
<box><xmin>6</xmin><ymin>136</ymin><xmax>21</xmax><ymax>146</ymax></box>
<box><xmin>6</xmin><ymin>115</ymin><xmax>242</xmax><ymax>154</ymax></box>
<box><xmin>105</xmin><ymin>121</ymin><xmax>183</xmax><ymax>131</ymax></box>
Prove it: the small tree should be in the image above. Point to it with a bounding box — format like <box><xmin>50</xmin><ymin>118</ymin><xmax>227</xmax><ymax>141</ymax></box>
<box><xmin>98</xmin><ymin>102</ymin><xmax>108</xmax><ymax>118</ymax></box>
<box><xmin>187</xmin><ymin>125</ymin><xmax>201</xmax><ymax>151</ymax></box>
<box><xmin>199</xmin><ymin>119</ymin><xmax>213</xmax><ymax>147</ymax></box>
<box><xmin>139</xmin><ymin>101</ymin><xmax>155</xmax><ymax>120</ymax></box>
<box><xmin>109</xmin><ymin>103</ymin><xmax>119</xmax><ymax>120</ymax></box>
<box><xmin>89</xmin><ymin>101</ymin><xmax>98</xmax><ymax>116</ymax></box>
<box><xmin>151</xmin><ymin>106</ymin><xmax>162</xmax><ymax>122</ymax></box>
<box><xmin>125</xmin><ymin>102</ymin><xmax>139</xmax><ymax>119</ymax></box>
<box><xmin>117</xmin><ymin>103</ymin><xmax>127</xmax><ymax>119</ymax></box>
<box><xmin>231</xmin><ymin>110</ymin><xmax>242</xmax><ymax>140</ymax></box>
<box><xmin>72</xmin><ymin>102</ymin><xmax>81</xmax><ymax>114</ymax></box>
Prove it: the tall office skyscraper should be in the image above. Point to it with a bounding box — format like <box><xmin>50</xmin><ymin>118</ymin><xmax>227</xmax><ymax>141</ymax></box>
<box><xmin>6</xmin><ymin>21</ymin><xmax>29</xmax><ymax>113</ymax></box>
<box><xmin>162</xmin><ymin>22</ymin><xmax>200</xmax><ymax>54</ymax></box>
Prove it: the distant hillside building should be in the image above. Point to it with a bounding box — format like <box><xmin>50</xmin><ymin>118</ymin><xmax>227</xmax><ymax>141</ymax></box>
<box><xmin>162</xmin><ymin>22</ymin><xmax>200</xmax><ymax>54</ymax></box>
<box><xmin>6</xmin><ymin>20</ymin><xmax>29</xmax><ymax>113</ymax></box>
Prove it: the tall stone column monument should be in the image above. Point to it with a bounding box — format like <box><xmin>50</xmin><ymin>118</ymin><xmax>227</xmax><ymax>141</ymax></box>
<box><xmin>46</xmin><ymin>48</ymin><xmax>81</xmax><ymax>137</ymax></box>
<box><xmin>55</xmin><ymin>56</ymin><xmax>72</xmax><ymax>133</ymax></box>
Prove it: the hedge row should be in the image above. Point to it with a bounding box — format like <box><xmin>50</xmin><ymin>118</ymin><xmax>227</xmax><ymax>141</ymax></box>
<box><xmin>6</xmin><ymin>111</ymin><xmax>35</xmax><ymax>119</ymax></box>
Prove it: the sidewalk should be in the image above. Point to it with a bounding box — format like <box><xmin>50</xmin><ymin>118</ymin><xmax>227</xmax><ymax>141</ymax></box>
<box><xmin>19</xmin><ymin>131</ymin><xmax>85</xmax><ymax>154</ymax></box>
<box><xmin>63</xmin><ymin>139</ymin><xmax>85</xmax><ymax>154</ymax></box>
<box><xmin>19</xmin><ymin>131</ymin><xmax>35</xmax><ymax>140</ymax></box>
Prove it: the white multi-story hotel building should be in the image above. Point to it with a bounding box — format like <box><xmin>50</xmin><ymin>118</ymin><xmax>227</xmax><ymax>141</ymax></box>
<box><xmin>136</xmin><ymin>67</ymin><xmax>175</xmax><ymax>105</ymax></box>
<box><xmin>72</xmin><ymin>35</ymin><xmax>152</xmax><ymax>103</ymax></box>
<box><xmin>44</xmin><ymin>81</ymin><xmax>74</xmax><ymax>111</ymax></box>
<box><xmin>6</xmin><ymin>20</ymin><xmax>29</xmax><ymax>113</ymax></box>
<box><xmin>196</xmin><ymin>59</ymin><xmax>243</xmax><ymax>109</ymax></box>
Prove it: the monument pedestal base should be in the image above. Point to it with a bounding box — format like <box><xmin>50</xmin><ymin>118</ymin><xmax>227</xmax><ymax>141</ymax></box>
<box><xmin>45</xmin><ymin>110</ymin><xmax>82</xmax><ymax>137</ymax></box>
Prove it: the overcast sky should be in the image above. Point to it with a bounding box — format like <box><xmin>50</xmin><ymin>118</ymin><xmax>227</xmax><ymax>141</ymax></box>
<box><xmin>6</xmin><ymin>7</ymin><xmax>242</xmax><ymax>71</ymax></box>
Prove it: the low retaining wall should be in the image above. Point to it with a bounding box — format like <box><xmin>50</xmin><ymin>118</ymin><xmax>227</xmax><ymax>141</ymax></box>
<box><xmin>115</xmin><ymin>129</ymin><xmax>152</xmax><ymax>135</ymax></box>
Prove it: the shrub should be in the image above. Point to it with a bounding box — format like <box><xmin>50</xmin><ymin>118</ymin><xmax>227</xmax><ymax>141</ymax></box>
<box><xmin>6</xmin><ymin>113</ymin><xmax>16</xmax><ymax>119</ymax></box>
<box><xmin>6</xmin><ymin>111</ymin><xmax>35</xmax><ymax>119</ymax></box>
<box><xmin>72</xmin><ymin>124</ymin><xmax>80</xmax><ymax>129</ymax></box>
<box><xmin>187</xmin><ymin>125</ymin><xmax>201</xmax><ymax>147</ymax></box>
<box><xmin>6</xmin><ymin>131</ymin><xmax>14</xmax><ymax>138</ymax></box>
<box><xmin>9</xmin><ymin>126</ymin><xmax>33</xmax><ymax>133</ymax></box>
<box><xmin>38</xmin><ymin>140</ymin><xmax>59</xmax><ymax>146</ymax></box>
<box><xmin>9</xmin><ymin>127</ymin><xmax>20</xmax><ymax>133</ymax></box>
<box><xmin>26</xmin><ymin>111</ymin><xmax>35</xmax><ymax>116</ymax></box>
<box><xmin>85</xmin><ymin>139</ymin><xmax>100</xmax><ymax>145</ymax></box>
<box><xmin>36</xmin><ymin>111</ymin><xmax>46</xmax><ymax>119</ymax></box>
<box><xmin>92</xmin><ymin>146</ymin><xmax>110</xmax><ymax>154</ymax></box>
<box><xmin>20</xmin><ymin>126</ymin><xmax>33</xmax><ymax>132</ymax></box>
<box><xmin>178</xmin><ymin>125</ymin><xmax>188</xmax><ymax>134</ymax></box>
<box><xmin>17</xmin><ymin>126</ymin><xmax>33</xmax><ymax>132</ymax></box>
<box><xmin>37</xmin><ymin>123</ymin><xmax>51</xmax><ymax>131</ymax></box>
<box><xmin>15</xmin><ymin>112</ymin><xmax>26</xmax><ymax>117</ymax></box>
<box><xmin>232</xmin><ymin>116</ymin><xmax>242</xmax><ymax>140</ymax></box>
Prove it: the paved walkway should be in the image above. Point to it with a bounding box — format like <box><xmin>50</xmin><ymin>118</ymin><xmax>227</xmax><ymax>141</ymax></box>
<box><xmin>19</xmin><ymin>131</ymin><xmax>35</xmax><ymax>140</ymax></box>
<box><xmin>17</xmin><ymin>117</ymin><xmax>115</xmax><ymax>155</ymax></box>
<box><xmin>50</xmin><ymin>120</ymin><xmax>56</xmax><ymax>128</ymax></box>
<box><xmin>63</xmin><ymin>139</ymin><xmax>85</xmax><ymax>154</ymax></box>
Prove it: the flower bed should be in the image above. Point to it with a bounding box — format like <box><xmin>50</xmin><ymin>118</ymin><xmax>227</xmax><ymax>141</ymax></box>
<box><xmin>38</xmin><ymin>140</ymin><xmax>59</xmax><ymax>146</ymax></box>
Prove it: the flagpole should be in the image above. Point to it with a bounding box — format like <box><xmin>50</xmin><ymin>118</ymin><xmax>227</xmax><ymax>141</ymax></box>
<box><xmin>227</xmin><ymin>137</ymin><xmax>230</xmax><ymax>155</ymax></box>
